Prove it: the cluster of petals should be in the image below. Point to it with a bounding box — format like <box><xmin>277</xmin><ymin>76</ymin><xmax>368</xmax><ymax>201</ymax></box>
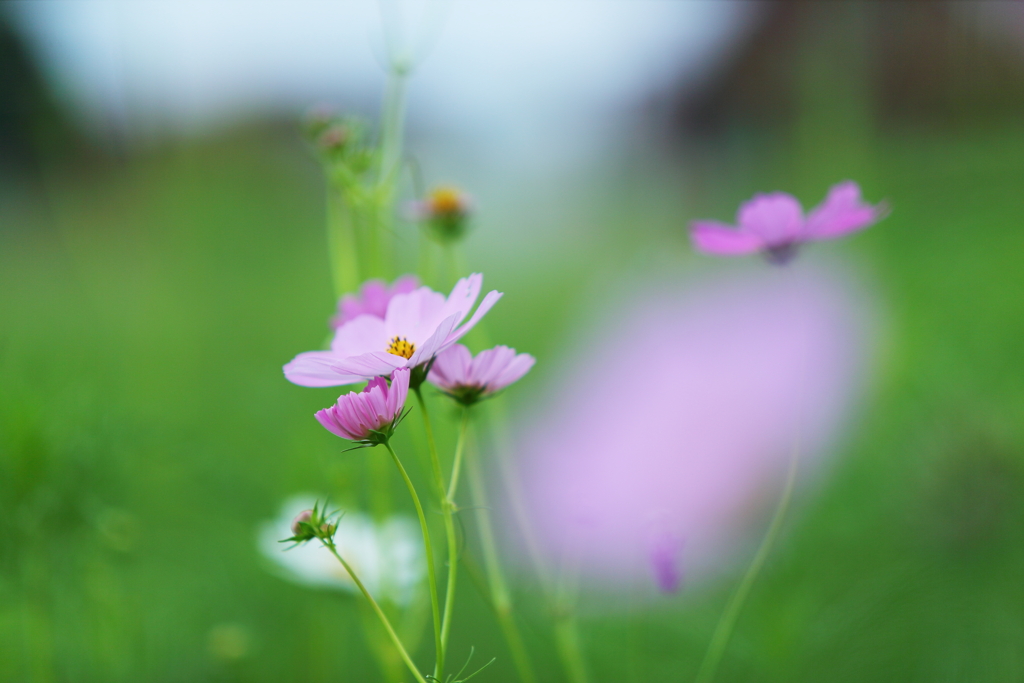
<box><xmin>690</xmin><ymin>181</ymin><xmax>886</xmax><ymax>263</ymax></box>
<box><xmin>428</xmin><ymin>344</ymin><xmax>535</xmax><ymax>405</ymax></box>
<box><xmin>285</xmin><ymin>273</ymin><xmax>502</xmax><ymax>387</ymax></box>
<box><xmin>331</xmin><ymin>275</ymin><xmax>419</xmax><ymax>329</ymax></box>
<box><xmin>315</xmin><ymin>369</ymin><xmax>409</xmax><ymax>443</ymax></box>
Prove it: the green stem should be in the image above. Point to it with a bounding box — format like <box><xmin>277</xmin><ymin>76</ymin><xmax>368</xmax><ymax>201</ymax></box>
<box><xmin>326</xmin><ymin>185</ymin><xmax>360</xmax><ymax>298</ymax></box>
<box><xmin>465</xmin><ymin>425</ymin><xmax>539</xmax><ymax>683</ymax></box>
<box><xmin>551</xmin><ymin>562</ymin><xmax>589</xmax><ymax>683</ymax></box>
<box><xmin>414</xmin><ymin>388</ymin><xmax>454</xmax><ymax>680</ymax></box>
<box><xmin>448</xmin><ymin>408</ymin><xmax>470</xmax><ymax>500</ymax></box>
<box><xmin>383</xmin><ymin>441</ymin><xmax>443</xmax><ymax>680</ymax></box>
<box><xmin>323</xmin><ymin>541</ymin><xmax>428</xmax><ymax>683</ymax></box>
<box><xmin>694</xmin><ymin>436</ymin><xmax>801</xmax><ymax>683</ymax></box>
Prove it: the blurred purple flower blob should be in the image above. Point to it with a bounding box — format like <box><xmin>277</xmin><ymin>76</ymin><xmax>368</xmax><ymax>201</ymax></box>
<box><xmin>515</xmin><ymin>268</ymin><xmax>872</xmax><ymax>593</ymax></box>
<box><xmin>331</xmin><ymin>275</ymin><xmax>419</xmax><ymax>329</ymax></box>
<box><xmin>691</xmin><ymin>181</ymin><xmax>886</xmax><ymax>264</ymax></box>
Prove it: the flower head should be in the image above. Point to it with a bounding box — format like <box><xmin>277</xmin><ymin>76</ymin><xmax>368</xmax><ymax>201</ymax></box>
<box><xmin>410</xmin><ymin>186</ymin><xmax>473</xmax><ymax>243</ymax></box>
<box><xmin>690</xmin><ymin>181</ymin><xmax>887</xmax><ymax>264</ymax></box>
<box><xmin>259</xmin><ymin>496</ymin><xmax>425</xmax><ymax>605</ymax></box>
<box><xmin>331</xmin><ymin>275</ymin><xmax>419</xmax><ymax>329</ymax></box>
<box><xmin>314</xmin><ymin>368</ymin><xmax>409</xmax><ymax>446</ymax></box>
<box><xmin>285</xmin><ymin>273</ymin><xmax>502</xmax><ymax>387</ymax></box>
<box><xmin>514</xmin><ymin>269</ymin><xmax>871</xmax><ymax>594</ymax></box>
<box><xmin>428</xmin><ymin>344</ymin><xmax>535</xmax><ymax>405</ymax></box>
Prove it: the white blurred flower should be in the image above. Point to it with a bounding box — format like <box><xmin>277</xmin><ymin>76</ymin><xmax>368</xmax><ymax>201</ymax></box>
<box><xmin>258</xmin><ymin>495</ymin><xmax>424</xmax><ymax>606</ymax></box>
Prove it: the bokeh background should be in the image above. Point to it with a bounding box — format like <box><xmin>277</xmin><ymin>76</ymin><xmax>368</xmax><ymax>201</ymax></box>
<box><xmin>3</xmin><ymin>1</ymin><xmax>1024</xmax><ymax>681</ymax></box>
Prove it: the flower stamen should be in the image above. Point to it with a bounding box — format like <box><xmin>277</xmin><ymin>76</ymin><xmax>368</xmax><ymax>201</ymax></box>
<box><xmin>387</xmin><ymin>336</ymin><xmax>415</xmax><ymax>359</ymax></box>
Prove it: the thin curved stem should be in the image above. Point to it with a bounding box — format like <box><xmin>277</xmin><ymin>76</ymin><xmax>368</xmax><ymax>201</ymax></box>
<box><xmin>384</xmin><ymin>441</ymin><xmax>443</xmax><ymax>680</ymax></box>
<box><xmin>465</xmin><ymin>424</ymin><xmax>538</xmax><ymax>683</ymax></box>
<box><xmin>414</xmin><ymin>388</ymin><xmax>455</xmax><ymax>680</ymax></box>
<box><xmin>694</xmin><ymin>435</ymin><xmax>801</xmax><ymax>683</ymax></box>
<box><xmin>323</xmin><ymin>541</ymin><xmax>427</xmax><ymax>683</ymax></box>
<box><xmin>448</xmin><ymin>407</ymin><xmax>470</xmax><ymax>501</ymax></box>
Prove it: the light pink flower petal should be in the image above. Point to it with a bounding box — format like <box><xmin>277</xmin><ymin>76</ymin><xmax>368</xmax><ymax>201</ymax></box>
<box><xmin>315</xmin><ymin>406</ymin><xmax>350</xmax><ymax>439</ymax></box>
<box><xmin>436</xmin><ymin>274</ymin><xmax>483</xmax><ymax>329</ymax></box>
<box><xmin>690</xmin><ymin>221</ymin><xmax>764</xmax><ymax>255</ymax></box>
<box><xmin>284</xmin><ymin>351</ymin><xmax>366</xmax><ymax>387</ymax></box>
<box><xmin>332</xmin><ymin>351</ymin><xmax>408</xmax><ymax>378</ymax></box>
<box><xmin>429</xmin><ymin>344</ymin><xmax>473</xmax><ymax>389</ymax></box>
<box><xmin>491</xmin><ymin>353</ymin><xmax>535</xmax><ymax>391</ymax></box>
<box><xmin>804</xmin><ymin>181</ymin><xmax>886</xmax><ymax>239</ymax></box>
<box><xmin>387</xmin><ymin>368</ymin><xmax>410</xmax><ymax>417</ymax></box>
<box><xmin>409</xmin><ymin>314</ymin><xmax>460</xmax><ymax>367</ymax></box>
<box><xmin>471</xmin><ymin>345</ymin><xmax>517</xmax><ymax>386</ymax></box>
<box><xmin>331</xmin><ymin>315</ymin><xmax>387</xmax><ymax>356</ymax></box>
<box><xmin>446</xmin><ymin>290</ymin><xmax>503</xmax><ymax>346</ymax></box>
<box><xmin>385</xmin><ymin>287</ymin><xmax>448</xmax><ymax>343</ymax></box>
<box><xmin>737</xmin><ymin>193</ymin><xmax>804</xmax><ymax>246</ymax></box>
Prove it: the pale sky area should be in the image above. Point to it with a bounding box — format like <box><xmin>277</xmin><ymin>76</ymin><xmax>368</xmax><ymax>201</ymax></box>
<box><xmin>9</xmin><ymin>0</ymin><xmax>754</xmax><ymax>164</ymax></box>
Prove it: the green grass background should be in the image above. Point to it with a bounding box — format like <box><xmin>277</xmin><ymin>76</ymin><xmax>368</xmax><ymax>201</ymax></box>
<box><xmin>4</xmin><ymin>27</ymin><xmax>1024</xmax><ymax>683</ymax></box>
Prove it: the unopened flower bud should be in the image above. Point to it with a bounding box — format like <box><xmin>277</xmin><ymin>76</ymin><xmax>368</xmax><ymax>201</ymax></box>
<box><xmin>302</xmin><ymin>105</ymin><xmax>335</xmax><ymax>139</ymax></box>
<box><xmin>318</xmin><ymin>124</ymin><xmax>348</xmax><ymax>153</ymax></box>
<box><xmin>411</xmin><ymin>186</ymin><xmax>473</xmax><ymax>244</ymax></box>
<box><xmin>290</xmin><ymin>509</ymin><xmax>314</xmax><ymax>537</ymax></box>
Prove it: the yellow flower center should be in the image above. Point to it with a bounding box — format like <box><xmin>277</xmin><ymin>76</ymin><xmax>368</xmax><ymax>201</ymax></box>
<box><xmin>386</xmin><ymin>336</ymin><xmax>415</xmax><ymax>359</ymax></box>
<box><xmin>428</xmin><ymin>187</ymin><xmax>463</xmax><ymax>215</ymax></box>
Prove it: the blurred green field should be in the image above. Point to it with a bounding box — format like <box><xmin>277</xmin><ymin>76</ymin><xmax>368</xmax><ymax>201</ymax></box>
<box><xmin>3</xmin><ymin>102</ymin><xmax>1024</xmax><ymax>683</ymax></box>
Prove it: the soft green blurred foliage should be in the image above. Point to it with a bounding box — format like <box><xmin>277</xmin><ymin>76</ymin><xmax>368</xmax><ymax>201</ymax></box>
<box><xmin>4</xmin><ymin>8</ymin><xmax>1024</xmax><ymax>683</ymax></box>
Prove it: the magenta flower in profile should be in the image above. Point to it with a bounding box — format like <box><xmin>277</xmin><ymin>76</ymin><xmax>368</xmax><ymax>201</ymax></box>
<box><xmin>285</xmin><ymin>274</ymin><xmax>502</xmax><ymax>387</ymax></box>
<box><xmin>331</xmin><ymin>275</ymin><xmax>419</xmax><ymax>329</ymax></box>
<box><xmin>691</xmin><ymin>181</ymin><xmax>887</xmax><ymax>264</ymax></box>
<box><xmin>428</xmin><ymin>344</ymin><xmax>535</xmax><ymax>405</ymax></box>
<box><xmin>314</xmin><ymin>368</ymin><xmax>410</xmax><ymax>446</ymax></box>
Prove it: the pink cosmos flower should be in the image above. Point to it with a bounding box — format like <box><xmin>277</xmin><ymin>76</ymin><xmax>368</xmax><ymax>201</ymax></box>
<box><xmin>314</xmin><ymin>368</ymin><xmax>410</xmax><ymax>445</ymax></box>
<box><xmin>509</xmin><ymin>268</ymin><xmax>872</xmax><ymax>595</ymax></box>
<box><xmin>285</xmin><ymin>274</ymin><xmax>502</xmax><ymax>387</ymax></box>
<box><xmin>331</xmin><ymin>275</ymin><xmax>419</xmax><ymax>329</ymax></box>
<box><xmin>428</xmin><ymin>344</ymin><xmax>536</xmax><ymax>405</ymax></box>
<box><xmin>691</xmin><ymin>181</ymin><xmax>887</xmax><ymax>264</ymax></box>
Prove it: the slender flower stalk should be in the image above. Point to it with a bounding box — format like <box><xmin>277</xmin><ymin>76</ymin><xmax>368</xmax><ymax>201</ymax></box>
<box><xmin>322</xmin><ymin>540</ymin><xmax>428</xmax><ymax>683</ymax></box>
<box><xmin>552</xmin><ymin>564</ymin><xmax>590</xmax><ymax>683</ymax></box>
<box><xmin>465</xmin><ymin>422</ymin><xmax>538</xmax><ymax>683</ymax></box>
<box><xmin>413</xmin><ymin>388</ymin><xmax>457</xmax><ymax>680</ymax></box>
<box><xmin>384</xmin><ymin>441</ymin><xmax>444</xmax><ymax>681</ymax></box>
<box><xmin>694</xmin><ymin>435</ymin><xmax>801</xmax><ymax>683</ymax></box>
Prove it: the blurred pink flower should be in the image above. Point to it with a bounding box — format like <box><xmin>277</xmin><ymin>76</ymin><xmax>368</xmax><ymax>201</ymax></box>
<box><xmin>691</xmin><ymin>181</ymin><xmax>886</xmax><ymax>264</ymax></box>
<box><xmin>513</xmin><ymin>268</ymin><xmax>871</xmax><ymax>593</ymax></box>
<box><xmin>285</xmin><ymin>274</ymin><xmax>502</xmax><ymax>387</ymax></box>
<box><xmin>314</xmin><ymin>368</ymin><xmax>409</xmax><ymax>444</ymax></box>
<box><xmin>428</xmin><ymin>344</ymin><xmax>535</xmax><ymax>405</ymax></box>
<box><xmin>331</xmin><ymin>275</ymin><xmax>419</xmax><ymax>329</ymax></box>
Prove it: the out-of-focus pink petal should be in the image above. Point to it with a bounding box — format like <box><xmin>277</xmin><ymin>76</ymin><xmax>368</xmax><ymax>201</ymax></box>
<box><xmin>331</xmin><ymin>315</ymin><xmax>386</xmax><ymax>356</ymax></box>
<box><xmin>284</xmin><ymin>351</ymin><xmax>366</xmax><ymax>387</ymax></box>
<box><xmin>391</xmin><ymin>275</ymin><xmax>420</xmax><ymax>296</ymax></box>
<box><xmin>690</xmin><ymin>221</ymin><xmax>764</xmax><ymax>255</ymax></box>
<box><xmin>428</xmin><ymin>344</ymin><xmax>473</xmax><ymax>389</ymax></box>
<box><xmin>804</xmin><ymin>181</ymin><xmax>886</xmax><ymax>239</ymax></box>
<box><xmin>447</xmin><ymin>290</ymin><xmax>503</xmax><ymax>346</ymax></box>
<box><xmin>491</xmin><ymin>353</ymin><xmax>535</xmax><ymax>391</ymax></box>
<box><xmin>736</xmin><ymin>192</ymin><xmax>804</xmax><ymax>246</ymax></box>
<box><xmin>471</xmin><ymin>345</ymin><xmax>517</xmax><ymax>386</ymax></box>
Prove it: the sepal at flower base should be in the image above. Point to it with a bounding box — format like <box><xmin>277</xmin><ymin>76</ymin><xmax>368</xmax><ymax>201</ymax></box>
<box><xmin>280</xmin><ymin>500</ymin><xmax>339</xmax><ymax>546</ymax></box>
